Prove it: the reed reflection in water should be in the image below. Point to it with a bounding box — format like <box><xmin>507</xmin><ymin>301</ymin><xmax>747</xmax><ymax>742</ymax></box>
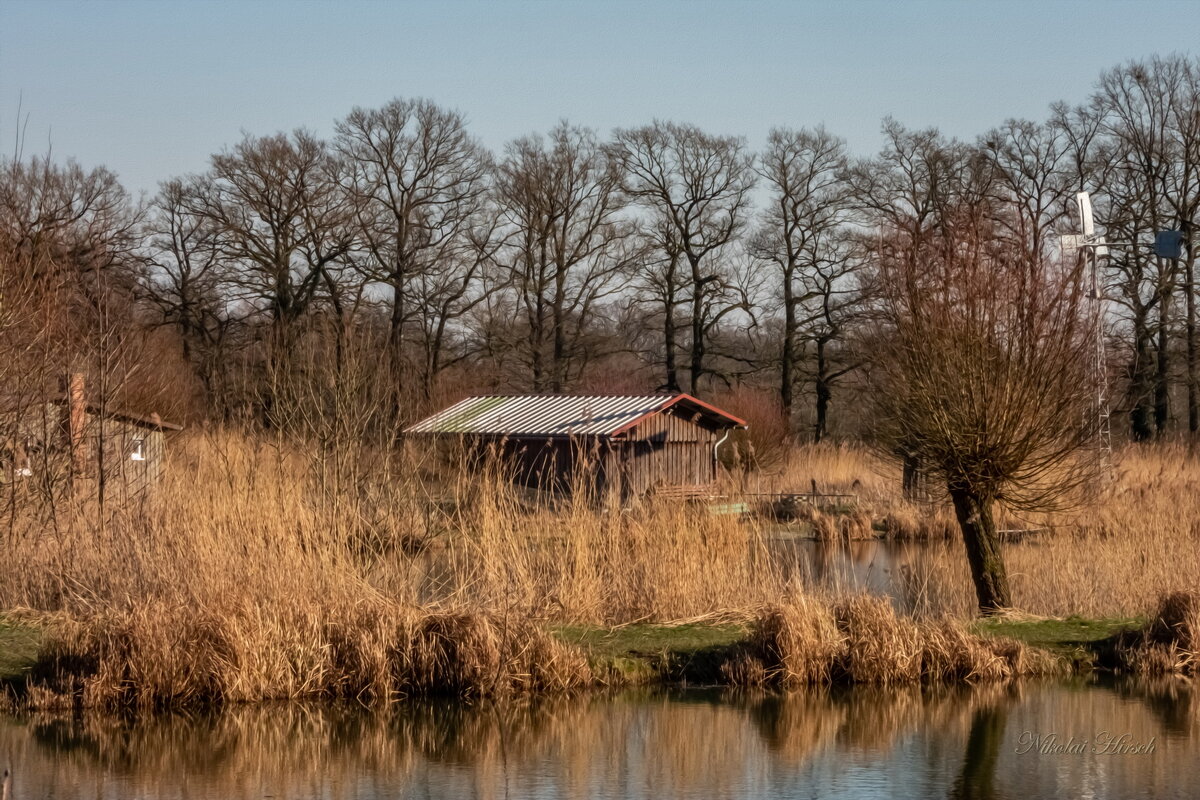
<box><xmin>2</xmin><ymin>679</ymin><xmax>1197</xmax><ymax>799</ymax></box>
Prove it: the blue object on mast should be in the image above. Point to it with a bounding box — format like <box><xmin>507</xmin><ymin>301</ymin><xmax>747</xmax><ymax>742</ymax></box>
<box><xmin>1154</xmin><ymin>230</ymin><xmax>1185</xmax><ymax>260</ymax></box>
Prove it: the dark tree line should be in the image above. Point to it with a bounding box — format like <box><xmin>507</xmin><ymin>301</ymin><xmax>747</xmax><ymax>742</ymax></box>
<box><xmin>5</xmin><ymin>56</ymin><xmax>1200</xmax><ymax>448</ymax></box>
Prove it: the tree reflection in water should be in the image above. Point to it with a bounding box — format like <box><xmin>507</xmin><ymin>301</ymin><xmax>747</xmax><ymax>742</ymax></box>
<box><xmin>1</xmin><ymin>679</ymin><xmax>1194</xmax><ymax>799</ymax></box>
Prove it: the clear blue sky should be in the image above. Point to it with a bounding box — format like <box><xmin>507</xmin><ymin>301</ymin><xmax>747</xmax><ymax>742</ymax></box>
<box><xmin>2</xmin><ymin>0</ymin><xmax>1197</xmax><ymax>197</ymax></box>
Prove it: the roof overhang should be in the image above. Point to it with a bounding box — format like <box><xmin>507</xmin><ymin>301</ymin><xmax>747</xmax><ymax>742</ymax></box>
<box><xmin>48</xmin><ymin>398</ymin><xmax>184</xmax><ymax>431</ymax></box>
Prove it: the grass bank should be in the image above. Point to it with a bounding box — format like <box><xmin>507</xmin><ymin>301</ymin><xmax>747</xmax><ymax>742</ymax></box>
<box><xmin>9</xmin><ymin>598</ymin><xmax>1192</xmax><ymax>710</ymax></box>
<box><xmin>970</xmin><ymin>615</ymin><xmax>1144</xmax><ymax>669</ymax></box>
<box><xmin>0</xmin><ymin>616</ymin><xmax>41</xmax><ymax>684</ymax></box>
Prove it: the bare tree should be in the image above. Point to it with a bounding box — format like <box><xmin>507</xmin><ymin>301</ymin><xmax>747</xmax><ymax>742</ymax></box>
<box><xmin>0</xmin><ymin>155</ymin><xmax>145</xmax><ymax>399</ymax></box>
<box><xmin>846</xmin><ymin>120</ymin><xmax>967</xmax><ymax>247</ymax></box>
<box><xmin>334</xmin><ymin>99</ymin><xmax>492</xmax><ymax>408</ymax></box>
<box><xmin>408</xmin><ymin>218</ymin><xmax>501</xmax><ymax>400</ymax></box>
<box><xmin>492</xmin><ymin>122</ymin><xmax>636</xmax><ymax>391</ymax></box>
<box><xmin>0</xmin><ymin>156</ymin><xmax>143</xmax><ymax>326</ymax></box>
<box><xmin>614</xmin><ymin>122</ymin><xmax>756</xmax><ymax>394</ymax></box>
<box><xmin>1090</xmin><ymin>57</ymin><xmax>1200</xmax><ymax>439</ymax></box>
<box><xmin>870</xmin><ymin>206</ymin><xmax>1096</xmax><ymax>614</ymax></box>
<box><xmin>627</xmin><ymin>217</ymin><xmax>688</xmax><ymax>391</ymax></box>
<box><xmin>982</xmin><ymin>119</ymin><xmax>1078</xmax><ymax>266</ymax></box>
<box><xmin>185</xmin><ymin>130</ymin><xmax>355</xmax><ymax>422</ymax></box>
<box><xmin>143</xmin><ymin>178</ymin><xmax>237</xmax><ymax>407</ymax></box>
<box><xmin>750</xmin><ymin>127</ymin><xmax>861</xmax><ymax>440</ymax></box>
<box><xmin>846</xmin><ymin>121</ymin><xmax>983</xmax><ymax>482</ymax></box>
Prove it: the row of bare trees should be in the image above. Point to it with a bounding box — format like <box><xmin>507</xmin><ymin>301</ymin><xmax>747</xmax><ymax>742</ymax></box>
<box><xmin>4</xmin><ymin>56</ymin><xmax>1200</xmax><ymax>449</ymax></box>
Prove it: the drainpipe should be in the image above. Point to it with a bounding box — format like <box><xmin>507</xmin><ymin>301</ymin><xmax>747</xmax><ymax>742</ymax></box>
<box><xmin>712</xmin><ymin>427</ymin><xmax>732</xmax><ymax>477</ymax></box>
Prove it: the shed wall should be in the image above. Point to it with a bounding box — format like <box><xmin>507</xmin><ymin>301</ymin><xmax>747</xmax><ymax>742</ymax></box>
<box><xmin>426</xmin><ymin>405</ymin><xmax>728</xmax><ymax>503</ymax></box>
<box><xmin>0</xmin><ymin>403</ymin><xmax>166</xmax><ymax>495</ymax></box>
<box><xmin>606</xmin><ymin>409</ymin><xmax>720</xmax><ymax>499</ymax></box>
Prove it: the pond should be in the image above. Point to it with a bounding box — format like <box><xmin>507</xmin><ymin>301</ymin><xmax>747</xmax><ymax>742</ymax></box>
<box><xmin>4</xmin><ymin>677</ymin><xmax>1196</xmax><ymax>799</ymax></box>
<box><xmin>768</xmin><ymin>536</ymin><xmax>956</xmax><ymax>605</ymax></box>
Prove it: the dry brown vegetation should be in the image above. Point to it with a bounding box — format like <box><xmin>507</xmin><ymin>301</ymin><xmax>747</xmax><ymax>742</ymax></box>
<box><xmin>1110</xmin><ymin>590</ymin><xmax>1200</xmax><ymax>676</ymax></box>
<box><xmin>898</xmin><ymin>444</ymin><xmax>1200</xmax><ymax>617</ymax></box>
<box><xmin>748</xmin><ymin>441</ymin><xmax>1200</xmax><ymax>618</ymax></box>
<box><xmin>731</xmin><ymin>594</ymin><xmax>1058</xmax><ymax>688</ymax></box>
<box><xmin>3</xmin><ymin>433</ymin><xmax>1199</xmax><ymax>707</ymax></box>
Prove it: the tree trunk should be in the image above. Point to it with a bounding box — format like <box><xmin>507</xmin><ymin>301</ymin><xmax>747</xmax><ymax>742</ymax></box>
<box><xmin>552</xmin><ymin>271</ymin><xmax>566</xmax><ymax>393</ymax></box>
<box><xmin>1155</xmin><ymin>263</ymin><xmax>1172</xmax><ymax>436</ymax></box>
<box><xmin>530</xmin><ymin>342</ymin><xmax>544</xmax><ymax>392</ymax></box>
<box><xmin>901</xmin><ymin>454</ymin><xmax>921</xmax><ymax>500</ymax></box>
<box><xmin>781</xmin><ymin>278</ymin><xmax>795</xmax><ymax>430</ymax></box>
<box><xmin>389</xmin><ymin>279</ymin><xmax>405</xmax><ymax>423</ymax></box>
<box><xmin>663</xmin><ymin>283</ymin><xmax>680</xmax><ymax>393</ymax></box>
<box><xmin>814</xmin><ymin>338</ymin><xmax>830</xmax><ymax>444</ymax></box>
<box><xmin>1130</xmin><ymin>314</ymin><xmax>1155</xmax><ymax>442</ymax></box>
<box><xmin>948</xmin><ymin>485</ymin><xmax>1012</xmax><ymax>614</ymax></box>
<box><xmin>689</xmin><ymin>256</ymin><xmax>704</xmax><ymax>395</ymax></box>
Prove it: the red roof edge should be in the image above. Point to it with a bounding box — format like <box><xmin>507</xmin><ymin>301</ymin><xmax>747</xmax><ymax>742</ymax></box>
<box><xmin>47</xmin><ymin>397</ymin><xmax>184</xmax><ymax>431</ymax></box>
<box><xmin>608</xmin><ymin>393</ymin><xmax>747</xmax><ymax>437</ymax></box>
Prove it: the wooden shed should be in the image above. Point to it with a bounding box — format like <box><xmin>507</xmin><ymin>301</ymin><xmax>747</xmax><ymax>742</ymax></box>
<box><xmin>1</xmin><ymin>373</ymin><xmax>182</xmax><ymax>497</ymax></box>
<box><xmin>404</xmin><ymin>393</ymin><xmax>747</xmax><ymax>501</ymax></box>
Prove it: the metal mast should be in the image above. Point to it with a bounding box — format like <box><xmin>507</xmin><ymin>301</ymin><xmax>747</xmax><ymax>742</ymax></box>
<box><xmin>1069</xmin><ymin>192</ymin><xmax>1185</xmax><ymax>481</ymax></box>
<box><xmin>1074</xmin><ymin>192</ymin><xmax>1112</xmax><ymax>479</ymax></box>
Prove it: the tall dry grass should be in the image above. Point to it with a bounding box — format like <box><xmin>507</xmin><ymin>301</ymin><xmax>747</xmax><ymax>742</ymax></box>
<box><xmin>1108</xmin><ymin>590</ymin><xmax>1200</xmax><ymax>675</ymax></box>
<box><xmin>891</xmin><ymin>444</ymin><xmax>1200</xmax><ymax>617</ymax></box>
<box><xmin>4</xmin><ymin>431</ymin><xmax>1200</xmax><ymax>706</ymax></box>
<box><xmin>1</xmin><ymin>429</ymin><xmax>789</xmax><ymax>706</ymax></box>
<box><xmin>730</xmin><ymin>593</ymin><xmax>1057</xmax><ymax>688</ymax></box>
<box><xmin>2</xmin><ymin>430</ymin><xmax>788</xmax><ymax>621</ymax></box>
<box><xmin>749</xmin><ymin>440</ymin><xmax>1200</xmax><ymax>618</ymax></box>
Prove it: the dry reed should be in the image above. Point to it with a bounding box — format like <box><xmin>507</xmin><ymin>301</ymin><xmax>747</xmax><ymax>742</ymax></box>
<box><xmin>1111</xmin><ymin>590</ymin><xmax>1200</xmax><ymax>675</ymax></box>
<box><xmin>4</xmin><ymin>431</ymin><xmax>1199</xmax><ymax>706</ymax></box>
<box><xmin>24</xmin><ymin>600</ymin><xmax>593</xmax><ymax>710</ymax></box>
<box><xmin>736</xmin><ymin>593</ymin><xmax>1057</xmax><ymax>687</ymax></box>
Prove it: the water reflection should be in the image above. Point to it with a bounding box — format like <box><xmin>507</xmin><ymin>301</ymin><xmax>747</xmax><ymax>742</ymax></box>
<box><xmin>950</xmin><ymin>703</ymin><xmax>1007</xmax><ymax>800</ymax></box>
<box><xmin>3</xmin><ymin>679</ymin><xmax>1197</xmax><ymax>799</ymax></box>
<box><xmin>768</xmin><ymin>537</ymin><xmax>955</xmax><ymax>604</ymax></box>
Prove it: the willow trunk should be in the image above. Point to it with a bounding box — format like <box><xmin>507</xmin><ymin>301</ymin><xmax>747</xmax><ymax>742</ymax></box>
<box><xmin>948</xmin><ymin>486</ymin><xmax>1012</xmax><ymax>614</ymax></box>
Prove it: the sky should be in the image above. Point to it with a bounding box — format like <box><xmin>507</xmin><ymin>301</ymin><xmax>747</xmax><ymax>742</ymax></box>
<box><xmin>1</xmin><ymin>0</ymin><xmax>1199</xmax><ymax>198</ymax></box>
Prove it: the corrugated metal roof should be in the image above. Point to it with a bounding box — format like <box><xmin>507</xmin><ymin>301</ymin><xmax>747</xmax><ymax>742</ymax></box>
<box><xmin>404</xmin><ymin>393</ymin><xmax>745</xmax><ymax>437</ymax></box>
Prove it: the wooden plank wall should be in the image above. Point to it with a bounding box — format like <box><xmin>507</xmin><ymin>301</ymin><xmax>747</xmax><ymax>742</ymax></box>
<box><xmin>610</xmin><ymin>410</ymin><xmax>720</xmax><ymax>499</ymax></box>
<box><xmin>97</xmin><ymin>419</ymin><xmax>164</xmax><ymax>500</ymax></box>
<box><xmin>446</xmin><ymin>408</ymin><xmax>728</xmax><ymax>503</ymax></box>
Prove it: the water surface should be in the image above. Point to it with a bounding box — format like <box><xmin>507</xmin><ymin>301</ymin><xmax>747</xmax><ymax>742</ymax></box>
<box><xmin>4</xmin><ymin>678</ymin><xmax>1196</xmax><ymax>799</ymax></box>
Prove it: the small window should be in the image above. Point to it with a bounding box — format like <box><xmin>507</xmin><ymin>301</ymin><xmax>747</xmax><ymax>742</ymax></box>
<box><xmin>130</xmin><ymin>438</ymin><xmax>146</xmax><ymax>461</ymax></box>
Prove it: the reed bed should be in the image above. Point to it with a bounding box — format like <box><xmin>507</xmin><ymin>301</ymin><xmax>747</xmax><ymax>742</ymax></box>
<box><xmin>888</xmin><ymin>444</ymin><xmax>1200</xmax><ymax>617</ymax></box>
<box><xmin>1109</xmin><ymin>590</ymin><xmax>1200</xmax><ymax>676</ymax></box>
<box><xmin>2</xmin><ymin>431</ymin><xmax>1199</xmax><ymax>706</ymax></box>
<box><xmin>731</xmin><ymin>593</ymin><xmax>1058</xmax><ymax>688</ymax></box>
<box><xmin>24</xmin><ymin>600</ymin><xmax>592</xmax><ymax>710</ymax></box>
